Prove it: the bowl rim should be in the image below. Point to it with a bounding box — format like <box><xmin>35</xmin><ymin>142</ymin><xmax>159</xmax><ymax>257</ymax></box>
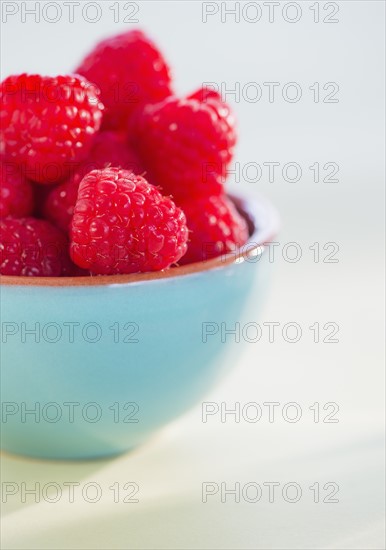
<box><xmin>0</xmin><ymin>194</ymin><xmax>279</xmax><ymax>287</ymax></box>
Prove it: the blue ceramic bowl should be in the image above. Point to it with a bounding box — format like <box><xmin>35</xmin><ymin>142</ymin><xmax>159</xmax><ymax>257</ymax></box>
<box><xmin>0</xmin><ymin>194</ymin><xmax>279</xmax><ymax>459</ymax></box>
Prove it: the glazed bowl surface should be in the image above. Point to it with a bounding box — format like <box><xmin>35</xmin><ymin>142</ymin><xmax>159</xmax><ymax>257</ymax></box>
<box><xmin>0</xmin><ymin>194</ymin><xmax>279</xmax><ymax>459</ymax></box>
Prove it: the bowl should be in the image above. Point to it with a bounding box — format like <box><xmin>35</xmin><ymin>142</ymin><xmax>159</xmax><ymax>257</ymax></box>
<box><xmin>0</xmin><ymin>194</ymin><xmax>279</xmax><ymax>459</ymax></box>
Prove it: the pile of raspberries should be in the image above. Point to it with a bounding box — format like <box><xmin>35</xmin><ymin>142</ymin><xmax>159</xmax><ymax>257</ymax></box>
<box><xmin>0</xmin><ymin>30</ymin><xmax>249</xmax><ymax>277</ymax></box>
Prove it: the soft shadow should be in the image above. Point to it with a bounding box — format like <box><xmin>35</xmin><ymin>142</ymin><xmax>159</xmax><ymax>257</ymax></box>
<box><xmin>1</xmin><ymin>450</ymin><xmax>116</xmax><ymax>516</ymax></box>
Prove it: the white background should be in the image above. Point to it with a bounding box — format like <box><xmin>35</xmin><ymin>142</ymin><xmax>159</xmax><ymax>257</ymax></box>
<box><xmin>1</xmin><ymin>1</ymin><xmax>385</xmax><ymax>549</ymax></box>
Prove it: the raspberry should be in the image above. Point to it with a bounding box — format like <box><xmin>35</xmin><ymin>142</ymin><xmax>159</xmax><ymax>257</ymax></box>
<box><xmin>43</xmin><ymin>131</ymin><xmax>143</xmax><ymax>232</ymax></box>
<box><xmin>76</xmin><ymin>30</ymin><xmax>172</xmax><ymax>130</ymax></box>
<box><xmin>0</xmin><ymin>217</ymin><xmax>72</xmax><ymax>276</ymax></box>
<box><xmin>133</xmin><ymin>91</ymin><xmax>236</xmax><ymax>201</ymax></box>
<box><xmin>187</xmin><ymin>87</ymin><xmax>223</xmax><ymax>103</ymax></box>
<box><xmin>79</xmin><ymin>131</ymin><xmax>143</xmax><ymax>174</ymax></box>
<box><xmin>179</xmin><ymin>195</ymin><xmax>249</xmax><ymax>265</ymax></box>
<box><xmin>0</xmin><ymin>159</ymin><xmax>34</xmax><ymax>218</ymax></box>
<box><xmin>43</xmin><ymin>179</ymin><xmax>79</xmax><ymax>233</ymax></box>
<box><xmin>0</xmin><ymin>74</ymin><xmax>104</xmax><ymax>184</ymax></box>
<box><xmin>70</xmin><ymin>168</ymin><xmax>188</xmax><ymax>275</ymax></box>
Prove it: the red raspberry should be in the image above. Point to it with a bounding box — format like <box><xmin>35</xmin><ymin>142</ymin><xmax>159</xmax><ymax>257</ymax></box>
<box><xmin>0</xmin><ymin>159</ymin><xmax>34</xmax><ymax>218</ymax></box>
<box><xmin>187</xmin><ymin>87</ymin><xmax>223</xmax><ymax>103</ymax></box>
<box><xmin>43</xmin><ymin>131</ymin><xmax>143</xmax><ymax>232</ymax></box>
<box><xmin>133</xmin><ymin>91</ymin><xmax>236</xmax><ymax>201</ymax></box>
<box><xmin>43</xmin><ymin>179</ymin><xmax>79</xmax><ymax>233</ymax></box>
<box><xmin>0</xmin><ymin>217</ymin><xmax>72</xmax><ymax>276</ymax></box>
<box><xmin>0</xmin><ymin>74</ymin><xmax>104</xmax><ymax>184</ymax></box>
<box><xmin>76</xmin><ymin>30</ymin><xmax>172</xmax><ymax>131</ymax></box>
<box><xmin>179</xmin><ymin>195</ymin><xmax>249</xmax><ymax>265</ymax></box>
<box><xmin>70</xmin><ymin>168</ymin><xmax>188</xmax><ymax>275</ymax></box>
<box><xmin>76</xmin><ymin>131</ymin><xmax>143</xmax><ymax>175</ymax></box>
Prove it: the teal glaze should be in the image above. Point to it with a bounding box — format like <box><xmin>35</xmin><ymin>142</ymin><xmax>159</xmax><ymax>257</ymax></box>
<box><xmin>0</xmin><ymin>196</ymin><xmax>279</xmax><ymax>459</ymax></box>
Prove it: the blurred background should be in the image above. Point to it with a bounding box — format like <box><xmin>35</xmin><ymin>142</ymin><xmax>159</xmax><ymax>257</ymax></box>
<box><xmin>1</xmin><ymin>1</ymin><xmax>385</xmax><ymax>548</ymax></box>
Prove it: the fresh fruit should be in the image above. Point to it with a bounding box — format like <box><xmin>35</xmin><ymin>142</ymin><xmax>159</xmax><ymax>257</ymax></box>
<box><xmin>0</xmin><ymin>217</ymin><xmax>72</xmax><ymax>276</ymax></box>
<box><xmin>70</xmin><ymin>168</ymin><xmax>188</xmax><ymax>275</ymax></box>
<box><xmin>43</xmin><ymin>131</ymin><xmax>143</xmax><ymax>231</ymax></box>
<box><xmin>0</xmin><ymin>160</ymin><xmax>34</xmax><ymax>218</ymax></box>
<box><xmin>76</xmin><ymin>30</ymin><xmax>172</xmax><ymax>130</ymax></box>
<box><xmin>133</xmin><ymin>91</ymin><xmax>236</xmax><ymax>201</ymax></box>
<box><xmin>179</xmin><ymin>195</ymin><xmax>249</xmax><ymax>265</ymax></box>
<box><xmin>0</xmin><ymin>74</ymin><xmax>104</xmax><ymax>184</ymax></box>
<box><xmin>187</xmin><ymin>87</ymin><xmax>223</xmax><ymax>103</ymax></box>
<box><xmin>2</xmin><ymin>31</ymin><xmax>248</xmax><ymax>277</ymax></box>
<box><xmin>42</xmin><ymin>179</ymin><xmax>80</xmax><ymax>233</ymax></box>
